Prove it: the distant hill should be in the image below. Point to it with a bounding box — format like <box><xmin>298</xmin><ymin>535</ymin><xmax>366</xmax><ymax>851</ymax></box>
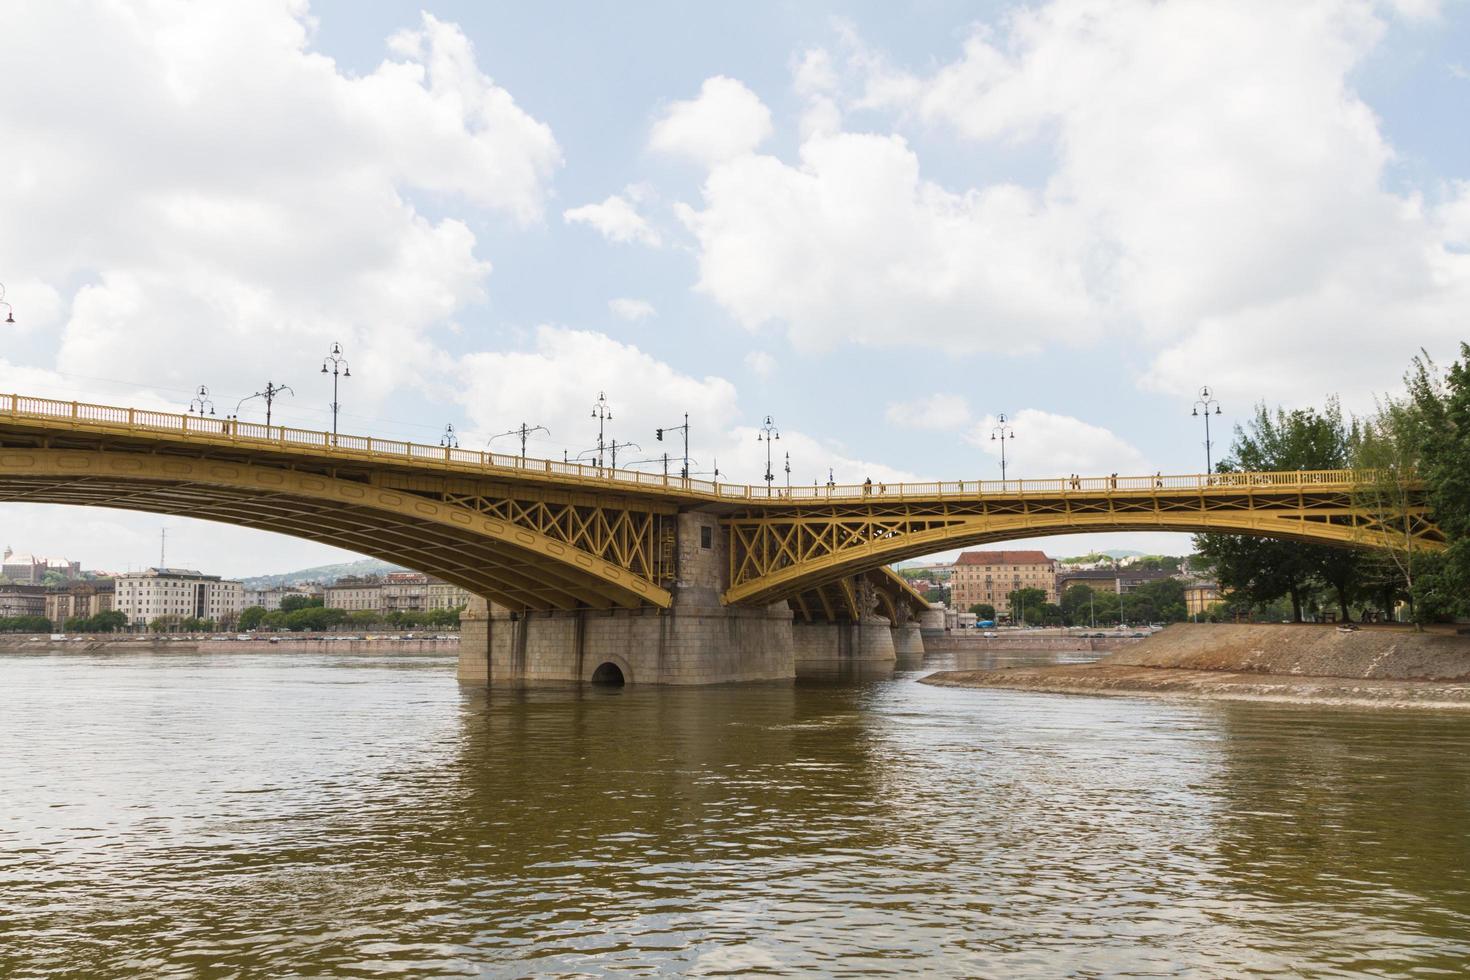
<box><xmin>241</xmin><ymin>557</ymin><xmax>404</xmax><ymax>589</ymax></box>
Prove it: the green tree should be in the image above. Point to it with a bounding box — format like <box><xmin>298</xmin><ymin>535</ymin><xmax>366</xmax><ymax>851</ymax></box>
<box><xmin>1060</xmin><ymin>584</ymin><xmax>1098</xmax><ymax>626</ymax></box>
<box><xmin>89</xmin><ymin>610</ymin><xmax>129</xmax><ymax>632</ymax></box>
<box><xmin>238</xmin><ymin>606</ymin><xmax>267</xmax><ymax>630</ymax></box>
<box><xmin>1006</xmin><ymin>587</ymin><xmax>1047</xmax><ymax>624</ymax></box>
<box><xmin>0</xmin><ymin>615</ymin><xmax>53</xmax><ymax>632</ymax></box>
<box><xmin>968</xmin><ymin>603</ymin><xmax>996</xmax><ymax>620</ymax></box>
<box><xmin>1405</xmin><ymin>344</ymin><xmax>1470</xmax><ymax>620</ymax></box>
<box><xmin>149</xmin><ymin>615</ymin><xmax>183</xmax><ymax>633</ymax></box>
<box><xmin>1195</xmin><ymin>399</ymin><xmax>1363</xmax><ymax>621</ymax></box>
<box><xmin>279</xmin><ymin>594</ymin><xmax>323</xmax><ymax>612</ymax></box>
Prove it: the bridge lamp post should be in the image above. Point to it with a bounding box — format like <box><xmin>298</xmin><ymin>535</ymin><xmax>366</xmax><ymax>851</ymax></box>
<box><xmin>321</xmin><ymin>343</ymin><xmax>350</xmax><ymax>443</ymax></box>
<box><xmin>188</xmin><ymin>385</ymin><xmax>215</xmax><ymax>416</ymax></box>
<box><xmin>590</xmin><ymin>392</ymin><xmax>613</xmax><ymax>468</ymax></box>
<box><xmin>439</xmin><ymin>424</ymin><xmax>459</xmax><ymax>449</ymax></box>
<box><xmin>490</xmin><ymin>423</ymin><xmax>551</xmax><ymax>461</ymax></box>
<box><xmin>757</xmin><ymin>415</ymin><xmax>780</xmax><ymax>490</ymax></box>
<box><xmin>1192</xmin><ymin>386</ymin><xmax>1222</xmax><ymax>473</ymax></box>
<box><xmin>784</xmin><ymin>451</ymin><xmax>791</xmax><ymax>489</ymax></box>
<box><xmin>232</xmin><ymin>381</ymin><xmax>293</xmax><ymax>428</ymax></box>
<box><xmin>990</xmin><ymin>413</ymin><xmax>1015</xmax><ymax>481</ymax></box>
<box><xmin>0</xmin><ymin>283</ymin><xmax>13</xmax><ymax>323</ymax></box>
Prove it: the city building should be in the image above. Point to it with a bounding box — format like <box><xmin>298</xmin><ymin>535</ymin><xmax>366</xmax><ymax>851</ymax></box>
<box><xmin>900</xmin><ymin>561</ymin><xmax>954</xmax><ymax>582</ymax></box>
<box><xmin>324</xmin><ymin>576</ymin><xmax>384</xmax><ymax>612</ymax></box>
<box><xmin>1183</xmin><ymin>581</ymin><xmax>1224</xmax><ymax>617</ymax></box>
<box><xmin>1056</xmin><ymin>569</ymin><xmax>1123</xmax><ymax>596</ymax></box>
<box><xmin>0</xmin><ymin>583</ymin><xmax>48</xmax><ymax>618</ymax></box>
<box><xmin>242</xmin><ymin>585</ymin><xmax>322</xmax><ymax>611</ymax></box>
<box><xmin>114</xmin><ymin>568</ymin><xmax>245</xmax><ymax>627</ymax></box>
<box><xmin>45</xmin><ymin>581</ymin><xmax>115</xmax><ymax>625</ymax></box>
<box><xmin>382</xmin><ymin>572</ymin><xmax>430</xmax><ymax>613</ymax></box>
<box><xmin>1056</xmin><ymin>567</ymin><xmax>1179</xmax><ymax>597</ymax></box>
<box><xmin>950</xmin><ymin>550</ymin><xmax>1058</xmax><ymax>617</ymax></box>
<box><xmin>1</xmin><ymin>547</ymin><xmax>81</xmax><ymax>584</ymax></box>
<box><xmin>426</xmin><ymin>580</ymin><xmax>472</xmax><ymax>611</ymax></box>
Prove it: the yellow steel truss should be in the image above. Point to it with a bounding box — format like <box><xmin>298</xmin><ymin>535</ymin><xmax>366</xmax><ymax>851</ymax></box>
<box><xmin>723</xmin><ymin>484</ymin><xmax>1441</xmax><ymax>606</ymax></box>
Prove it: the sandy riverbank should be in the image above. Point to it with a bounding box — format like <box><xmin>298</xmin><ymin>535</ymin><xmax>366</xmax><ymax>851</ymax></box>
<box><xmin>920</xmin><ymin>623</ymin><xmax>1470</xmax><ymax>710</ymax></box>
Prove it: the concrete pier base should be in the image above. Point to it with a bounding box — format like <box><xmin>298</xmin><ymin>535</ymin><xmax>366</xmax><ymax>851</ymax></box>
<box><xmin>892</xmin><ymin>621</ymin><xmax>925</xmax><ymax>656</ymax></box>
<box><xmin>792</xmin><ymin>616</ymin><xmax>897</xmax><ymax>667</ymax></box>
<box><xmin>457</xmin><ymin>596</ymin><xmax>491</xmax><ymax>684</ymax></box>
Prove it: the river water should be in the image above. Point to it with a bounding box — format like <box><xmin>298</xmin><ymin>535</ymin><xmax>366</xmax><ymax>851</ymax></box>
<box><xmin>3</xmin><ymin>647</ymin><xmax>1469</xmax><ymax>978</ymax></box>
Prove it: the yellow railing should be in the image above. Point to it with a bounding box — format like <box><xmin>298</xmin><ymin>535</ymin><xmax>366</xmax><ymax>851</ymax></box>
<box><xmin>0</xmin><ymin>392</ymin><xmax>1374</xmax><ymax>502</ymax></box>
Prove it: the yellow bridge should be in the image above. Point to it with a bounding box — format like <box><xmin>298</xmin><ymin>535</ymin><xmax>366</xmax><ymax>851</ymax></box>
<box><xmin>0</xmin><ymin>393</ymin><xmax>1442</xmax><ymax>618</ymax></box>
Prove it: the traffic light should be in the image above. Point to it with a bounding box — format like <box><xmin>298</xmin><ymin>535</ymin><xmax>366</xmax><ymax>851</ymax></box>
<box><xmin>656</xmin><ymin>428</ymin><xmax>664</xmax><ymax>441</ymax></box>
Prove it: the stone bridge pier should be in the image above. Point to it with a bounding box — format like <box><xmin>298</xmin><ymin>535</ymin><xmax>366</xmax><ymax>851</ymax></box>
<box><xmin>458</xmin><ymin>512</ymin><xmax>924</xmax><ymax>686</ymax></box>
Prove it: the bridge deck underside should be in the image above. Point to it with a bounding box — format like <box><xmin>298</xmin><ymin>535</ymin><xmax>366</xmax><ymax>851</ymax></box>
<box><xmin>0</xmin><ymin>472</ymin><xmax>655</xmax><ymax>612</ymax></box>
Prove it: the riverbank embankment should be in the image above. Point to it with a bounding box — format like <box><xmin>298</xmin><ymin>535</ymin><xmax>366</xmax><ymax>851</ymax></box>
<box><xmin>921</xmin><ymin>624</ymin><xmax>1470</xmax><ymax>710</ymax></box>
<box><xmin>923</xmin><ymin>633</ymin><xmax>1144</xmax><ymax>653</ymax></box>
<box><xmin>0</xmin><ymin>633</ymin><xmax>459</xmax><ymax>656</ymax></box>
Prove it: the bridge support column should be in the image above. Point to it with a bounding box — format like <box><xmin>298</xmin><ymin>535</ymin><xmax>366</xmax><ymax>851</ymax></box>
<box><xmin>892</xmin><ymin>621</ymin><xmax>925</xmax><ymax>656</ymax></box>
<box><xmin>457</xmin><ymin>512</ymin><xmax>797</xmax><ymax>686</ymax></box>
<box><xmin>793</xmin><ymin>615</ymin><xmax>897</xmax><ymax>668</ymax></box>
<box><xmin>457</xmin><ymin>595</ymin><xmax>492</xmax><ymax>684</ymax></box>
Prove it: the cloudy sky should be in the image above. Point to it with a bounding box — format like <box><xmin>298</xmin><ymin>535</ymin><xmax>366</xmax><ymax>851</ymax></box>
<box><xmin>2</xmin><ymin>0</ymin><xmax>1468</xmax><ymax>576</ymax></box>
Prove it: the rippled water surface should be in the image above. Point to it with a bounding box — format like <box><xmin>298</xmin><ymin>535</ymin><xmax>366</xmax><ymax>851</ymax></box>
<box><xmin>4</xmin><ymin>647</ymin><xmax>1470</xmax><ymax>977</ymax></box>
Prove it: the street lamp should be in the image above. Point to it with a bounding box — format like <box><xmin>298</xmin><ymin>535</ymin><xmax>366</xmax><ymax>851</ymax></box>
<box><xmin>784</xmin><ymin>451</ymin><xmax>791</xmax><ymax>489</ymax></box>
<box><xmin>321</xmin><ymin>342</ymin><xmax>350</xmax><ymax>442</ymax></box>
<box><xmin>440</xmin><ymin>424</ymin><xmax>459</xmax><ymax>449</ymax></box>
<box><xmin>232</xmin><ymin>381</ymin><xmax>293</xmax><ymax>428</ymax></box>
<box><xmin>490</xmin><ymin>423</ymin><xmax>551</xmax><ymax>460</ymax></box>
<box><xmin>655</xmin><ymin>413</ymin><xmax>691</xmax><ymax>480</ymax></box>
<box><xmin>990</xmin><ymin>413</ymin><xmax>1015</xmax><ymax>481</ymax></box>
<box><xmin>0</xmin><ymin>283</ymin><xmax>13</xmax><ymax>323</ymax></box>
<box><xmin>757</xmin><ymin>415</ymin><xmax>780</xmax><ymax>489</ymax></box>
<box><xmin>188</xmin><ymin>385</ymin><xmax>215</xmax><ymax>416</ymax></box>
<box><xmin>1192</xmin><ymin>386</ymin><xmax>1222</xmax><ymax>473</ymax></box>
<box><xmin>590</xmin><ymin>391</ymin><xmax>613</xmax><ymax>468</ymax></box>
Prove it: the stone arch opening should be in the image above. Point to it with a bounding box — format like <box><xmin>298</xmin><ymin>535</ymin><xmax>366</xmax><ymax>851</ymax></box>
<box><xmin>590</xmin><ymin>661</ymin><xmax>625</xmax><ymax>686</ymax></box>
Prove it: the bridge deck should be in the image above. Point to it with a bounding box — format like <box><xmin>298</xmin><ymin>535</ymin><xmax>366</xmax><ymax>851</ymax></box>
<box><xmin>0</xmin><ymin>393</ymin><xmax>1367</xmax><ymax>504</ymax></box>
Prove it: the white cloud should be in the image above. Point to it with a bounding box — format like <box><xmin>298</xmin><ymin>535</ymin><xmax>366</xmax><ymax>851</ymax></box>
<box><xmin>899</xmin><ymin>0</ymin><xmax>1469</xmax><ymax>405</ymax></box>
<box><xmin>450</xmin><ymin>327</ymin><xmax>914</xmax><ymax>486</ymax></box>
<box><xmin>885</xmin><ymin>394</ymin><xmax>971</xmax><ymax>430</ymax></box>
<box><xmin>677</xmin><ymin>131</ymin><xmax>1093</xmax><ymax>353</ymax></box>
<box><xmin>0</xmin><ymin>4</ymin><xmax>561</xmax><ymax>571</ymax></box>
<box><xmin>674</xmin><ymin>2</ymin><xmax>1470</xmax><ymax>407</ymax></box>
<box><xmin>967</xmin><ymin>409</ymin><xmax>1150</xmax><ymax>478</ymax></box>
<box><xmin>649</xmin><ymin>76</ymin><xmax>773</xmax><ymax>166</ymax></box>
<box><xmin>743</xmin><ymin>350</ymin><xmax>776</xmax><ymax>378</ymax></box>
<box><xmin>564</xmin><ymin>194</ymin><xmax>661</xmax><ymax>246</ymax></box>
<box><xmin>608</xmin><ymin>297</ymin><xmax>657</xmax><ymax>321</ymax></box>
<box><xmin>1</xmin><ymin>5</ymin><xmax>560</xmax><ymax>410</ymax></box>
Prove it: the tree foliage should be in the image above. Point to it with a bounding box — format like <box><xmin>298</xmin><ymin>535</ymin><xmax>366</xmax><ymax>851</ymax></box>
<box><xmin>1404</xmin><ymin>344</ymin><xmax>1470</xmax><ymax>619</ymax></box>
<box><xmin>1195</xmin><ymin>399</ymin><xmax>1363</xmax><ymax>621</ymax></box>
<box><xmin>0</xmin><ymin>615</ymin><xmax>54</xmax><ymax>633</ymax></box>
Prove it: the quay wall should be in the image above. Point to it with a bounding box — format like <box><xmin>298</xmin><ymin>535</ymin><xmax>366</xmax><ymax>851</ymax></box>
<box><xmin>924</xmin><ymin>634</ymin><xmax>1144</xmax><ymax>653</ymax></box>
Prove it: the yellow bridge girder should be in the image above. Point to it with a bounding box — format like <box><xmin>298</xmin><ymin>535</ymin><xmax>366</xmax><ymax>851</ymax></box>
<box><xmin>0</xmin><ymin>393</ymin><xmax>1444</xmax><ymax>612</ymax></box>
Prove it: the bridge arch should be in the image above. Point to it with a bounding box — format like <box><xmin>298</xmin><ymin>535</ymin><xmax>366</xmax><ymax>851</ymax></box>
<box><xmin>0</xmin><ymin>448</ymin><xmax>671</xmax><ymax>612</ymax></box>
<box><xmin>723</xmin><ymin>505</ymin><xmax>1439</xmax><ymax>606</ymax></box>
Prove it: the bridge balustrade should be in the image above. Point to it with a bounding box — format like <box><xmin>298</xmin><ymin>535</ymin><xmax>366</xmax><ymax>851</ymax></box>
<box><xmin>0</xmin><ymin>392</ymin><xmax>1366</xmax><ymax>501</ymax></box>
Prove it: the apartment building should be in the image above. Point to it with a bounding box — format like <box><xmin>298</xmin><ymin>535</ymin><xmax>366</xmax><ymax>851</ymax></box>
<box><xmin>114</xmin><ymin>568</ymin><xmax>244</xmax><ymax>627</ymax></box>
<box><xmin>324</xmin><ymin>576</ymin><xmax>384</xmax><ymax>612</ymax></box>
<box><xmin>44</xmin><ymin>581</ymin><xmax>115</xmax><ymax>624</ymax></box>
<box><xmin>950</xmin><ymin>550</ymin><xmax>1058</xmax><ymax>616</ymax></box>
